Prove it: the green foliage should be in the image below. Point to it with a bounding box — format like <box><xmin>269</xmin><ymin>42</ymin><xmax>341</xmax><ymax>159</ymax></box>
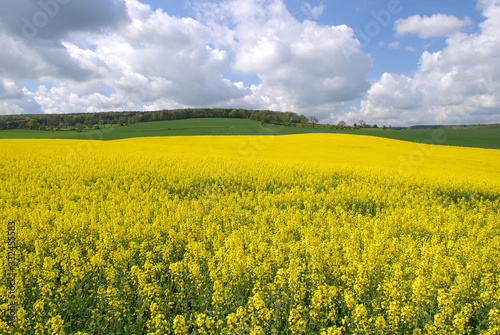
<box><xmin>28</xmin><ymin>118</ymin><xmax>39</xmax><ymax>130</ymax></box>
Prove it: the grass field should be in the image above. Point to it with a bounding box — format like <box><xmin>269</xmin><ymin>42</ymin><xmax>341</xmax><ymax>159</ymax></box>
<box><xmin>0</xmin><ymin>119</ymin><xmax>272</xmax><ymax>140</ymax></box>
<box><xmin>264</xmin><ymin>124</ymin><xmax>500</xmax><ymax>150</ymax></box>
<box><xmin>1</xmin><ymin>118</ymin><xmax>499</xmax><ymax>149</ymax></box>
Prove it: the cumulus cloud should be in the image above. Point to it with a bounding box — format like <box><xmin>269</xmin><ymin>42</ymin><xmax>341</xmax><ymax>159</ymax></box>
<box><xmin>356</xmin><ymin>1</ymin><xmax>500</xmax><ymax>126</ymax></box>
<box><xmin>0</xmin><ymin>81</ymin><xmax>42</xmax><ymax>115</ymax></box>
<box><xmin>395</xmin><ymin>14</ymin><xmax>472</xmax><ymax>39</ymax></box>
<box><xmin>0</xmin><ymin>0</ymin><xmax>253</xmax><ymax>113</ymax></box>
<box><xmin>202</xmin><ymin>0</ymin><xmax>371</xmax><ymax>114</ymax></box>
<box><xmin>1</xmin><ymin>0</ymin><xmax>499</xmax><ymax>126</ymax></box>
<box><xmin>0</xmin><ymin>0</ymin><xmax>373</xmax><ymax>118</ymax></box>
<box><xmin>100</xmin><ymin>3</ymin><xmax>251</xmax><ymax>106</ymax></box>
<box><xmin>0</xmin><ymin>0</ymin><xmax>129</xmax><ymax>83</ymax></box>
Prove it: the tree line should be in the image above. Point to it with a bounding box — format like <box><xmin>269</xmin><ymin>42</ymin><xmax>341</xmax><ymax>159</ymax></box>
<box><xmin>0</xmin><ymin>108</ymin><xmax>317</xmax><ymax>131</ymax></box>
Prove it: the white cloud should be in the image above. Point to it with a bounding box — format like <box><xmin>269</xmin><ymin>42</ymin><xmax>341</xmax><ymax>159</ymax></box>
<box><xmin>206</xmin><ymin>0</ymin><xmax>372</xmax><ymax>115</ymax></box>
<box><xmin>388</xmin><ymin>41</ymin><xmax>401</xmax><ymax>49</ymax></box>
<box><xmin>105</xmin><ymin>2</ymin><xmax>250</xmax><ymax>106</ymax></box>
<box><xmin>395</xmin><ymin>14</ymin><xmax>472</xmax><ymax>39</ymax></box>
<box><xmin>34</xmin><ymin>85</ymin><xmax>132</xmax><ymax>114</ymax></box>
<box><xmin>356</xmin><ymin>73</ymin><xmax>426</xmax><ymax>125</ymax></box>
<box><xmin>0</xmin><ymin>100</ymin><xmax>24</xmax><ymax>115</ymax></box>
<box><xmin>302</xmin><ymin>2</ymin><xmax>325</xmax><ymax>19</ymax></box>
<box><xmin>0</xmin><ymin>0</ymin><xmax>253</xmax><ymax>113</ymax></box>
<box><xmin>358</xmin><ymin>1</ymin><xmax>500</xmax><ymax>126</ymax></box>
<box><xmin>0</xmin><ymin>80</ymin><xmax>24</xmax><ymax>99</ymax></box>
<box><xmin>0</xmin><ymin>0</ymin><xmax>373</xmax><ymax>118</ymax></box>
<box><xmin>0</xmin><ymin>0</ymin><xmax>129</xmax><ymax>84</ymax></box>
<box><xmin>3</xmin><ymin>0</ymin><xmax>497</xmax><ymax>126</ymax></box>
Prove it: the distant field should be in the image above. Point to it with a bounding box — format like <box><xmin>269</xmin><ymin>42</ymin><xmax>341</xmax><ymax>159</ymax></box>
<box><xmin>351</xmin><ymin>127</ymin><xmax>500</xmax><ymax>150</ymax></box>
<box><xmin>263</xmin><ymin>124</ymin><xmax>500</xmax><ymax>150</ymax></box>
<box><xmin>1</xmin><ymin>118</ymin><xmax>499</xmax><ymax>149</ymax></box>
<box><xmin>0</xmin><ymin>119</ymin><xmax>270</xmax><ymax>140</ymax></box>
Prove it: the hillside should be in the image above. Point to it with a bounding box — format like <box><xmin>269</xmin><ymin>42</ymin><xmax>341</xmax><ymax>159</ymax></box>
<box><xmin>1</xmin><ymin>118</ymin><xmax>499</xmax><ymax>150</ymax></box>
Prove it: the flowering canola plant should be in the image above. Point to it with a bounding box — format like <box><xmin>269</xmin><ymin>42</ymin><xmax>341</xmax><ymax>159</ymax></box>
<box><xmin>1</xmin><ymin>134</ymin><xmax>499</xmax><ymax>334</ymax></box>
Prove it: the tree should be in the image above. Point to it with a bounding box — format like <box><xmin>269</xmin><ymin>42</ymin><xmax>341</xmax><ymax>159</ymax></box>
<box><xmin>28</xmin><ymin>118</ymin><xmax>40</xmax><ymax>130</ymax></box>
<box><xmin>358</xmin><ymin>120</ymin><xmax>367</xmax><ymax>128</ymax></box>
<box><xmin>73</xmin><ymin>115</ymin><xmax>84</xmax><ymax>125</ymax></box>
<box><xmin>76</xmin><ymin>123</ymin><xmax>83</xmax><ymax>132</ymax></box>
<box><xmin>309</xmin><ymin>116</ymin><xmax>319</xmax><ymax>127</ymax></box>
<box><xmin>285</xmin><ymin>112</ymin><xmax>296</xmax><ymax>125</ymax></box>
<box><xmin>281</xmin><ymin>113</ymin><xmax>291</xmax><ymax>125</ymax></box>
<box><xmin>298</xmin><ymin>115</ymin><xmax>307</xmax><ymax>127</ymax></box>
<box><xmin>337</xmin><ymin>120</ymin><xmax>346</xmax><ymax>129</ymax></box>
<box><xmin>85</xmin><ymin>115</ymin><xmax>93</xmax><ymax>127</ymax></box>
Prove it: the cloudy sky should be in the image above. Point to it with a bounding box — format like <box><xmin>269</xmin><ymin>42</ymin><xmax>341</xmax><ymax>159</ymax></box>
<box><xmin>0</xmin><ymin>0</ymin><xmax>499</xmax><ymax>126</ymax></box>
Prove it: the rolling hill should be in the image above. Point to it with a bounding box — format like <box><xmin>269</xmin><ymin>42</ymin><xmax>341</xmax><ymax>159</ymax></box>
<box><xmin>0</xmin><ymin>117</ymin><xmax>499</xmax><ymax>149</ymax></box>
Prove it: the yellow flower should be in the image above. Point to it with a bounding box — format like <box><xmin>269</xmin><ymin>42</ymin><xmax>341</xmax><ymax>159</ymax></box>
<box><xmin>1</xmin><ymin>134</ymin><xmax>499</xmax><ymax>334</ymax></box>
<box><xmin>173</xmin><ymin>315</ymin><xmax>187</xmax><ymax>335</ymax></box>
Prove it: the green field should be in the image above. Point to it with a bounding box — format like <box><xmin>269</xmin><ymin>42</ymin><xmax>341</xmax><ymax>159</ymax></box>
<box><xmin>0</xmin><ymin>119</ymin><xmax>269</xmax><ymax>140</ymax></box>
<box><xmin>1</xmin><ymin>118</ymin><xmax>499</xmax><ymax>149</ymax></box>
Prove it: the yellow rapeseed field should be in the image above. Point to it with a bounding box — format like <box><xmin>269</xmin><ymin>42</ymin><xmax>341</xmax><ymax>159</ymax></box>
<box><xmin>1</xmin><ymin>134</ymin><xmax>500</xmax><ymax>334</ymax></box>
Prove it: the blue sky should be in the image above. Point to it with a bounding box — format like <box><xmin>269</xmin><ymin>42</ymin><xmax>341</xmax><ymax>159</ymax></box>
<box><xmin>0</xmin><ymin>0</ymin><xmax>499</xmax><ymax>126</ymax></box>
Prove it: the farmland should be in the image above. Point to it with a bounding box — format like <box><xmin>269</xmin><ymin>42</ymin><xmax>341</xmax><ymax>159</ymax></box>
<box><xmin>0</xmin><ymin>118</ymin><xmax>499</xmax><ymax>150</ymax></box>
<box><xmin>1</xmin><ymin>133</ymin><xmax>500</xmax><ymax>334</ymax></box>
<box><xmin>0</xmin><ymin>119</ymin><xmax>272</xmax><ymax>140</ymax></box>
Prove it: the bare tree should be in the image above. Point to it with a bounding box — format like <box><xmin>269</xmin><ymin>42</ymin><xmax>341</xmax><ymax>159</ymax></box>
<box><xmin>309</xmin><ymin>116</ymin><xmax>319</xmax><ymax>127</ymax></box>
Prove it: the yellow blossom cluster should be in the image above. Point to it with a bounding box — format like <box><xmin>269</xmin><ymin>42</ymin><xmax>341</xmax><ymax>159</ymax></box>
<box><xmin>0</xmin><ymin>134</ymin><xmax>499</xmax><ymax>334</ymax></box>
